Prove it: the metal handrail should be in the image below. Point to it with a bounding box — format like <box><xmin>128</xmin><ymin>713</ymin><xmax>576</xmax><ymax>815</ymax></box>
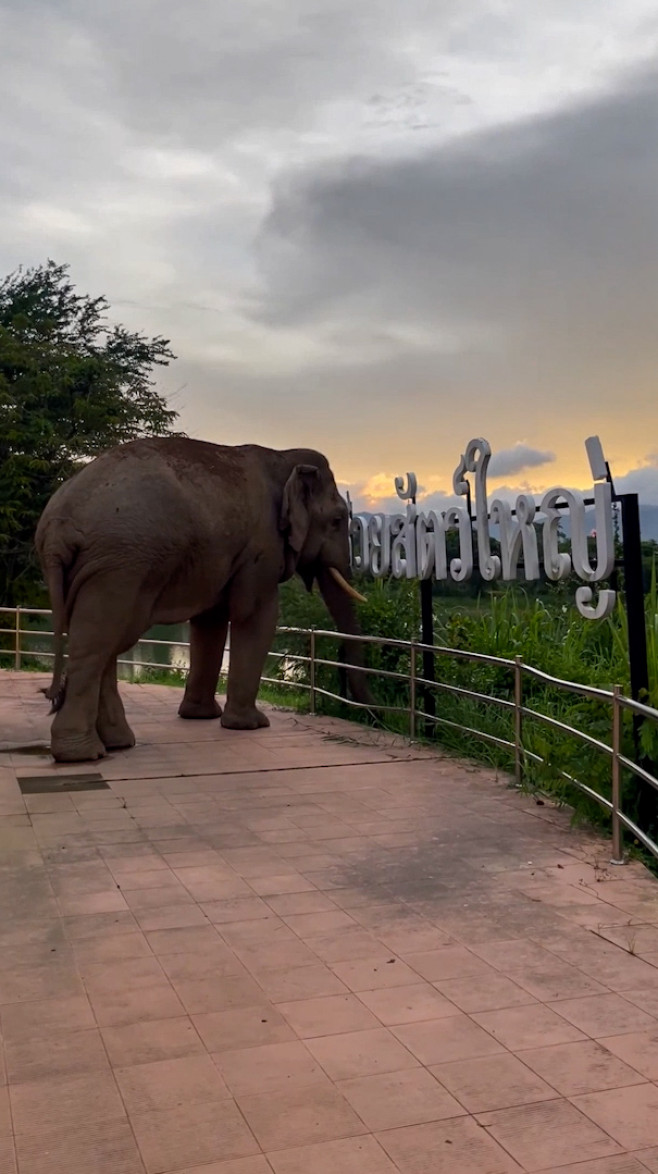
<box><xmin>2</xmin><ymin>604</ymin><xmax>658</xmax><ymax>864</ymax></box>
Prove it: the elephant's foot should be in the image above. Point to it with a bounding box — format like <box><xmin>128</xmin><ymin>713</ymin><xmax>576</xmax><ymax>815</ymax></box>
<box><xmin>221</xmin><ymin>705</ymin><xmax>270</xmax><ymax>730</ymax></box>
<box><xmin>178</xmin><ymin>697</ymin><xmax>223</xmax><ymax>720</ymax></box>
<box><xmin>51</xmin><ymin>728</ymin><xmax>106</xmax><ymax>763</ymax></box>
<box><xmin>97</xmin><ymin>719</ymin><xmax>136</xmax><ymax>752</ymax></box>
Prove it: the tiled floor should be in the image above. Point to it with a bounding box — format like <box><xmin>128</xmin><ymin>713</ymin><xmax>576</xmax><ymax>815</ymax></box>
<box><xmin>1</xmin><ymin>671</ymin><xmax>658</xmax><ymax>1173</ymax></box>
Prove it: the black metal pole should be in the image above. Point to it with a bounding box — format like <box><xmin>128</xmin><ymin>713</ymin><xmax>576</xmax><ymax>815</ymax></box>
<box><xmin>618</xmin><ymin>492</ymin><xmax>655</xmax><ymax>830</ymax></box>
<box><xmin>410</xmin><ymin>484</ymin><xmax>436</xmax><ymax>727</ymax></box>
<box><xmin>419</xmin><ymin>578</ymin><xmax>436</xmax><ymax>722</ymax></box>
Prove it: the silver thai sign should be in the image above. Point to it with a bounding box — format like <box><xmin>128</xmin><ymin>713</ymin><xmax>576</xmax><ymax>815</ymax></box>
<box><xmin>349</xmin><ymin>437</ymin><xmax>616</xmax><ymax>620</ymax></box>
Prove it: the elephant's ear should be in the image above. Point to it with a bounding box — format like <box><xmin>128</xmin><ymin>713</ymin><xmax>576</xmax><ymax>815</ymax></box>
<box><xmin>280</xmin><ymin>464</ymin><xmax>319</xmax><ymax>554</ymax></box>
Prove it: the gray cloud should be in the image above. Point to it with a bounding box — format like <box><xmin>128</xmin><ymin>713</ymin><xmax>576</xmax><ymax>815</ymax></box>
<box><xmin>1</xmin><ymin>0</ymin><xmax>657</xmax><ymax>487</ymax></box>
<box><xmin>489</xmin><ymin>444</ymin><xmax>556</xmax><ymax>478</ymax></box>
<box><xmin>254</xmin><ymin>65</ymin><xmax>658</xmax><ymax>417</ymax></box>
<box><xmin>615</xmin><ymin>458</ymin><xmax>658</xmax><ymax>505</ymax></box>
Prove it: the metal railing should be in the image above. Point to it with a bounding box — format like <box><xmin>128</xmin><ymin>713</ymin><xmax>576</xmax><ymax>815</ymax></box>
<box><xmin>2</xmin><ymin>605</ymin><xmax>658</xmax><ymax>865</ymax></box>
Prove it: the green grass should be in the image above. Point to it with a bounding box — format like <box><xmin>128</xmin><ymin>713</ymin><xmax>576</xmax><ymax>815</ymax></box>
<box><xmin>268</xmin><ymin>577</ymin><xmax>658</xmax><ymax>854</ymax></box>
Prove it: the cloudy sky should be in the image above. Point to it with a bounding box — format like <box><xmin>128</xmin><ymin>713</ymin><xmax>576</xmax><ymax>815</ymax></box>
<box><xmin>1</xmin><ymin>0</ymin><xmax>657</xmax><ymax>511</ymax></box>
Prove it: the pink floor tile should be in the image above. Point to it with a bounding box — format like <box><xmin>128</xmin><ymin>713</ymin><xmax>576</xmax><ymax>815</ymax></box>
<box><xmin>101</xmin><ymin>1016</ymin><xmax>205</xmax><ymax>1067</ymax></box>
<box><xmin>306</xmin><ymin>1027</ymin><xmax>419</xmax><ymax>1081</ymax></box>
<box><xmin>249</xmin><ymin>874</ymin><xmax>317</xmax><ymax>897</ymax></box>
<box><xmin>572</xmin><ymin>1083</ymin><xmax>658</xmax><ymax>1149</ymax></box>
<box><xmin>600</xmin><ymin>1028</ymin><xmax>658</xmax><ymax>1079</ymax></box>
<box><xmin>236</xmin><ymin>1082</ymin><xmax>366</xmax><ymax>1151</ymax></box>
<box><xmin>509</xmin><ymin>962</ymin><xmax>608</xmax><ymax>1001</ymax></box>
<box><xmin>136</xmin><ymin>903</ymin><xmax>211</xmax><ymax>931</ymax></box>
<box><xmin>358</xmin><ymin>982</ymin><xmax>458</xmax><ymax>1026</ymax></box>
<box><xmin>519</xmin><ymin>1039</ymin><xmax>647</xmax><ymax>1096</ymax></box>
<box><xmin>146</xmin><ymin>926</ymin><xmax>224</xmax><ymax>954</ymax></box>
<box><xmin>157</xmin><ymin>946</ymin><xmax>248</xmax><ymax>983</ymax></box>
<box><xmin>547</xmin><ymin>993</ymin><xmax>657</xmax><ymax>1038</ymax></box>
<box><xmin>473</xmin><ymin>1003</ymin><xmax>587</xmax><ymax>1051</ymax></box>
<box><xmin>88</xmin><ymin>981</ymin><xmax>186</xmax><ymax>1028</ymax></box>
<box><xmin>307</xmin><ymin>929</ymin><xmax>395</xmax><ymax>964</ymax></box>
<box><xmin>267</xmin><ymin>891</ymin><xmax>340</xmax><ymax>916</ymax></box>
<box><xmin>171</xmin><ymin>974</ymin><xmax>267</xmax><ymax>1015</ymax></box>
<box><xmin>130</xmin><ymin>1098</ymin><xmax>260</xmax><ymax>1172</ymax></box>
<box><xmin>114</xmin><ymin>1053</ymin><xmax>230</xmax><ymax>1113</ymax></box>
<box><xmin>0</xmin><ymin>995</ymin><xmax>95</xmax><ymax>1042</ymax></box>
<box><xmin>337</xmin><ymin>1067</ymin><xmax>466</xmax><ymax>1130</ymax></box>
<box><xmin>479</xmin><ymin>1099</ymin><xmax>622</xmax><ymax>1170</ymax></box>
<box><xmin>10</xmin><ymin>1070</ymin><xmax>125</xmax><ymax>1134</ymax></box>
<box><xmin>434</xmin><ymin>971</ymin><xmax>537</xmax><ymax>1013</ymax></box>
<box><xmin>330</xmin><ymin>957</ymin><xmax>421</xmax><ymax>992</ymax></box>
<box><xmin>377</xmin><ymin>1115</ymin><xmax>519</xmax><ymax>1174</ymax></box>
<box><xmin>256</xmin><ymin>964</ymin><xmax>348</xmax><ymax>1003</ymax></box>
<box><xmin>535</xmin><ymin>1159</ymin><xmax>648</xmax><ymax>1174</ymax></box>
<box><xmin>174</xmin><ymin>1161</ymin><xmax>273</xmax><ymax>1174</ymax></box>
<box><xmin>192</xmin><ymin>1004</ymin><xmax>295</xmax><ymax>1052</ymax></box>
<box><xmin>429</xmin><ymin>1052</ymin><xmax>556</xmax><ymax>1113</ymax></box>
<box><xmin>277</xmin><ymin>994</ymin><xmax>379</xmax><ymax>1038</ymax></box>
<box><xmin>214</xmin><ymin>1040</ymin><xmax>326</xmax><ymax>1096</ymax></box>
<box><xmin>175</xmin><ymin>1161</ymin><xmax>273</xmax><ymax>1174</ymax></box>
<box><xmin>267</xmin><ymin>1135</ymin><xmax>398</xmax><ymax>1174</ymax></box>
<box><xmin>634</xmin><ymin>1150</ymin><xmax>658</xmax><ymax>1173</ymax></box>
<box><xmin>202</xmin><ymin>897</ymin><xmax>272</xmax><ymax>924</ymax></box>
<box><xmin>405</xmin><ymin>945</ymin><xmax>490</xmax><ymax>982</ymax></box>
<box><xmin>72</xmin><ymin>932</ymin><xmax>153</xmax><ymax>964</ymax></box>
<box><xmin>4</xmin><ymin>1027</ymin><xmax>111</xmax><ymax>1085</ymax></box>
<box><xmin>80</xmin><ymin>954</ymin><xmax>165</xmax><ymax>994</ymax></box>
<box><xmin>14</xmin><ymin>1118</ymin><xmax>145</xmax><ymax>1174</ymax></box>
<box><xmin>282</xmin><ymin>910</ymin><xmax>357</xmax><ymax>937</ymax></box>
<box><xmin>393</xmin><ymin>1012</ymin><xmax>505</xmax><ymax>1066</ymax></box>
<box><xmin>0</xmin><ymin>1135</ymin><xmax>15</xmax><ymax>1174</ymax></box>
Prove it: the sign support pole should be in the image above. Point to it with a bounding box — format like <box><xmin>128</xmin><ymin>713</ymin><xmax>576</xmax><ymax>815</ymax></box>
<box><xmin>409</xmin><ymin>482</ymin><xmax>435</xmax><ymax>728</ymax></box>
<box><xmin>617</xmin><ymin>490</ymin><xmax>654</xmax><ymax>832</ymax></box>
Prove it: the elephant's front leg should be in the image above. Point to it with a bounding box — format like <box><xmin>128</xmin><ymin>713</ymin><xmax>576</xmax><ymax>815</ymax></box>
<box><xmin>97</xmin><ymin>658</ymin><xmax>136</xmax><ymax>751</ymax></box>
<box><xmin>178</xmin><ymin>607</ymin><xmax>229</xmax><ymax>720</ymax></box>
<box><xmin>221</xmin><ymin>595</ymin><xmax>278</xmax><ymax>730</ymax></box>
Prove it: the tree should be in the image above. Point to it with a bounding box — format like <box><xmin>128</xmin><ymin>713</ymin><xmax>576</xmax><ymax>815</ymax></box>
<box><xmin>0</xmin><ymin>261</ymin><xmax>178</xmax><ymax>604</ymax></box>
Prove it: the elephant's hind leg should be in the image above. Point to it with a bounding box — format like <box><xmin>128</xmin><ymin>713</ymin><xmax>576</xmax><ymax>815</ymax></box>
<box><xmin>97</xmin><ymin>658</ymin><xmax>136</xmax><ymax>751</ymax></box>
<box><xmin>51</xmin><ymin>588</ymin><xmax>149</xmax><ymax>763</ymax></box>
<box><xmin>50</xmin><ymin>647</ymin><xmax>107</xmax><ymax>763</ymax></box>
<box><xmin>178</xmin><ymin>607</ymin><xmax>228</xmax><ymax>720</ymax></box>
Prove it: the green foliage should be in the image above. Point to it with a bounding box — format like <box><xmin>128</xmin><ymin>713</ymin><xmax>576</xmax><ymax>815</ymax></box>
<box><xmin>0</xmin><ymin>260</ymin><xmax>178</xmax><ymax>604</ymax></box>
<box><xmin>265</xmin><ymin>574</ymin><xmax>658</xmax><ymax>847</ymax></box>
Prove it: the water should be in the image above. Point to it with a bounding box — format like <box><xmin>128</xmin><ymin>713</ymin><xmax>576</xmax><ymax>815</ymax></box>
<box><xmin>15</xmin><ymin>619</ymin><xmax>230</xmax><ymax>681</ymax></box>
<box><xmin>128</xmin><ymin>623</ymin><xmax>232</xmax><ymax>680</ymax></box>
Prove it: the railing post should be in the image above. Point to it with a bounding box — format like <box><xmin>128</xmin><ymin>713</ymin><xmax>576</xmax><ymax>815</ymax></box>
<box><xmin>309</xmin><ymin>627</ymin><xmax>316</xmax><ymax>716</ymax></box>
<box><xmin>14</xmin><ymin>606</ymin><xmax>21</xmax><ymax>670</ymax></box>
<box><xmin>514</xmin><ymin>655</ymin><xmax>523</xmax><ymax>787</ymax></box>
<box><xmin>610</xmin><ymin>684</ymin><xmax>626</xmax><ymax>865</ymax></box>
<box><xmin>409</xmin><ymin>643</ymin><xmax>417</xmax><ymax>740</ymax></box>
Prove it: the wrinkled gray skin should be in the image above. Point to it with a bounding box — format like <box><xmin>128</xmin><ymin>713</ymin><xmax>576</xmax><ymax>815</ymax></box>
<box><xmin>35</xmin><ymin>437</ymin><xmax>373</xmax><ymax>763</ymax></box>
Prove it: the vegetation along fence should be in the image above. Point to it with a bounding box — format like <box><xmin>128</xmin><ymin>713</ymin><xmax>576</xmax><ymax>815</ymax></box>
<box><xmin>2</xmin><ymin>604</ymin><xmax>658</xmax><ymax>868</ymax></box>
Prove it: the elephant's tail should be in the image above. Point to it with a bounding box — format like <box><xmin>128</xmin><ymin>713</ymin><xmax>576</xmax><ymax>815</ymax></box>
<box><xmin>39</xmin><ymin>555</ymin><xmax>68</xmax><ymax>713</ymax></box>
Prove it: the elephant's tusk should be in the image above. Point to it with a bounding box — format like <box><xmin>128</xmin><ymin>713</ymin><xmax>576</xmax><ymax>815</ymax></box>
<box><xmin>328</xmin><ymin>567</ymin><xmax>367</xmax><ymax>604</ymax></box>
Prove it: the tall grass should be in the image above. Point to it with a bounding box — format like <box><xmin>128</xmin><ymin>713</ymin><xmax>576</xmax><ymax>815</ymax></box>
<box><xmin>266</xmin><ymin>575</ymin><xmax>658</xmax><ymax>844</ymax></box>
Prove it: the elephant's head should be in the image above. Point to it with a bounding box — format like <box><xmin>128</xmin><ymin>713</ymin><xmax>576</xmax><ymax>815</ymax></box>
<box><xmin>278</xmin><ymin>451</ymin><xmax>373</xmax><ymax>706</ymax></box>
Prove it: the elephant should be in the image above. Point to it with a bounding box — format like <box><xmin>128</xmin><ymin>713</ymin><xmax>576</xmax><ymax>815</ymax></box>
<box><xmin>35</xmin><ymin>436</ymin><xmax>372</xmax><ymax>763</ymax></box>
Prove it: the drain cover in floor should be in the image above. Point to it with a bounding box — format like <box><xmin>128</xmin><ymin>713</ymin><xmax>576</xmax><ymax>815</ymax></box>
<box><xmin>18</xmin><ymin>773</ymin><xmax>109</xmax><ymax>794</ymax></box>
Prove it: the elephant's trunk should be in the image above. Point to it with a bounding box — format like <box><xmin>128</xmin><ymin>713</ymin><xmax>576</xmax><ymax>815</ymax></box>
<box><xmin>316</xmin><ymin>566</ymin><xmax>375</xmax><ymax>708</ymax></box>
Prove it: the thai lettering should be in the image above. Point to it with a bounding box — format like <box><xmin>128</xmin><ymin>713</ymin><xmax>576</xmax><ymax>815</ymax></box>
<box><xmin>348</xmin><ymin>437</ymin><xmax>616</xmax><ymax>620</ymax></box>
